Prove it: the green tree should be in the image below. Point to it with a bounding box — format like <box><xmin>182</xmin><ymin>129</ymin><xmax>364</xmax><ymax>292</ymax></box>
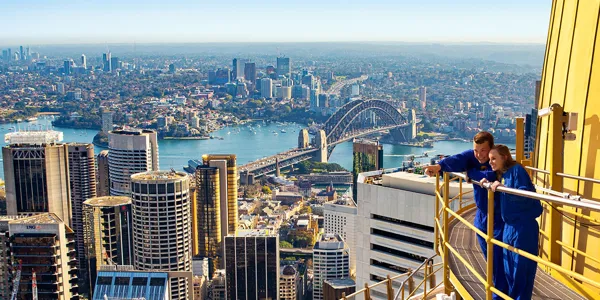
<box><xmin>262</xmin><ymin>185</ymin><xmax>272</xmax><ymax>194</ymax></box>
<box><xmin>299</xmin><ymin>206</ymin><xmax>312</xmax><ymax>215</ymax></box>
<box><xmin>279</xmin><ymin>241</ymin><xmax>293</xmax><ymax>249</ymax></box>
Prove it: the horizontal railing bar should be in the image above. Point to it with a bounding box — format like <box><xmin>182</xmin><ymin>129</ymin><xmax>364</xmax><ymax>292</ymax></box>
<box><xmin>444</xmin><ymin>242</ymin><xmax>487</xmax><ymax>287</ymax></box>
<box><xmin>490</xmin><ymin>286</ymin><xmax>512</xmax><ymax>300</ymax></box>
<box><xmin>525</xmin><ymin>166</ymin><xmax>550</xmax><ymax>174</ymax></box>
<box><xmin>557</xmin><ymin>172</ymin><xmax>600</xmax><ymax>185</ymax></box>
<box><xmin>449</xmin><ymin>172</ymin><xmax>600</xmax><ymax>213</ymax></box>
<box><xmin>445</xmin><ymin>207</ymin><xmax>488</xmax><ymax>240</ymax></box>
<box><xmin>555</xmin><ymin>206</ymin><xmax>600</xmax><ymax>224</ymax></box>
<box><xmin>490</xmin><ymin>238</ymin><xmax>600</xmax><ymax>289</ymax></box>
<box><xmin>556</xmin><ymin>240</ymin><xmax>600</xmax><ymax>264</ymax></box>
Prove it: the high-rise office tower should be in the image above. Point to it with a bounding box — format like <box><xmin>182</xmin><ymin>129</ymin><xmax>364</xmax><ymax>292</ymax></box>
<box><xmin>280</xmin><ymin>265</ymin><xmax>299</xmax><ymax>300</ymax></box>
<box><xmin>313</xmin><ymin>234</ymin><xmax>350</xmax><ymax>300</ymax></box>
<box><xmin>244</xmin><ymin>62</ymin><xmax>257</xmax><ymax>84</ymax></box>
<box><xmin>193</xmin><ymin>165</ymin><xmax>221</xmax><ymax>276</ymax></box>
<box><xmin>352</xmin><ymin>140</ymin><xmax>383</xmax><ymax>201</ymax></box>
<box><xmin>419</xmin><ymin>86</ymin><xmax>427</xmax><ymax>109</ymax></box>
<box><xmin>101</xmin><ymin>111</ymin><xmax>113</xmax><ymax>133</ymax></box>
<box><xmin>108</xmin><ymin>129</ymin><xmax>159</xmax><ymax>196</ymax></box>
<box><xmin>224</xmin><ymin>230</ymin><xmax>279</xmax><ymax>300</ymax></box>
<box><xmin>0</xmin><ymin>216</ymin><xmax>24</xmax><ymax>299</ymax></box>
<box><xmin>104</xmin><ymin>52</ymin><xmax>112</xmax><ymax>72</ymax></box>
<box><xmin>355</xmin><ymin>171</ymin><xmax>472</xmax><ymax>295</ymax></box>
<box><xmin>324</xmin><ymin>199</ymin><xmax>358</xmax><ymax>276</ymax></box>
<box><xmin>64</xmin><ymin>59</ymin><xmax>72</xmax><ymax>75</ymax></box>
<box><xmin>66</xmin><ymin>143</ymin><xmax>97</xmax><ymax>286</ymax></box>
<box><xmin>202</xmin><ymin>154</ymin><xmax>238</xmax><ymax>235</ymax></box>
<box><xmin>232</xmin><ymin>58</ymin><xmax>247</xmax><ymax>80</ymax></box>
<box><xmin>110</xmin><ymin>56</ymin><xmax>119</xmax><ymax>71</ymax></box>
<box><xmin>81</xmin><ymin>54</ymin><xmax>86</xmax><ymax>69</ymax></box>
<box><xmin>131</xmin><ymin>171</ymin><xmax>192</xmax><ymax>300</ymax></box>
<box><xmin>82</xmin><ymin>196</ymin><xmax>133</xmax><ymax>295</ymax></box>
<box><xmin>276</xmin><ymin>57</ymin><xmax>291</xmax><ymax>77</ymax></box>
<box><xmin>97</xmin><ymin>150</ymin><xmax>110</xmax><ymax>196</ymax></box>
<box><xmin>8</xmin><ymin>213</ymin><xmax>79</xmax><ymax>299</ymax></box>
<box><xmin>19</xmin><ymin>45</ymin><xmax>24</xmax><ymax>60</ymax></box>
<box><xmin>261</xmin><ymin>78</ymin><xmax>273</xmax><ymax>99</ymax></box>
<box><xmin>2</xmin><ymin>131</ymin><xmax>71</xmax><ymax>225</ymax></box>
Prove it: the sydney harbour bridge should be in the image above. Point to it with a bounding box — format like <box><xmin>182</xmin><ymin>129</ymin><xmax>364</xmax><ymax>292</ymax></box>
<box><xmin>238</xmin><ymin>99</ymin><xmax>417</xmax><ymax>184</ymax></box>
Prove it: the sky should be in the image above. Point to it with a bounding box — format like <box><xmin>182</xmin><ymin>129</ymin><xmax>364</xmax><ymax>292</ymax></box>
<box><xmin>0</xmin><ymin>0</ymin><xmax>551</xmax><ymax>45</ymax></box>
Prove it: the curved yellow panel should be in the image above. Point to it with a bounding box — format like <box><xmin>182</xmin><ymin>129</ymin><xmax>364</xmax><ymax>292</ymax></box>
<box><xmin>536</xmin><ymin>0</ymin><xmax>600</xmax><ymax>297</ymax></box>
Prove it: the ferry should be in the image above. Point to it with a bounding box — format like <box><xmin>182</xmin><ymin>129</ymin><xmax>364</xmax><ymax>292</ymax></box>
<box><xmin>26</xmin><ymin>117</ymin><xmax>38</xmax><ymax>122</ymax></box>
<box><xmin>349</xmin><ymin>3</ymin><xmax>600</xmax><ymax>300</ymax></box>
<box><xmin>280</xmin><ymin>129</ymin><xmax>287</xmax><ymax>133</ymax></box>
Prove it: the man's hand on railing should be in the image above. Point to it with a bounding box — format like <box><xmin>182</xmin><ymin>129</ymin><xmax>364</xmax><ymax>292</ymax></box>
<box><xmin>424</xmin><ymin>165</ymin><xmax>441</xmax><ymax>177</ymax></box>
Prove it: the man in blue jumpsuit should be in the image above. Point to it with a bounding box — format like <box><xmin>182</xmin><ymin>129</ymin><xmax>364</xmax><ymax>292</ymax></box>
<box><xmin>425</xmin><ymin>132</ymin><xmax>507</xmax><ymax>298</ymax></box>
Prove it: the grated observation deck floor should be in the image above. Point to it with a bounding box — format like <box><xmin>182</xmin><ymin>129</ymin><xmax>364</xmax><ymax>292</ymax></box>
<box><xmin>448</xmin><ymin>208</ymin><xmax>586</xmax><ymax>300</ymax></box>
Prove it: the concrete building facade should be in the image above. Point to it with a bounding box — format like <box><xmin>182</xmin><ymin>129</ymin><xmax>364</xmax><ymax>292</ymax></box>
<box><xmin>131</xmin><ymin>171</ymin><xmax>192</xmax><ymax>300</ymax></box>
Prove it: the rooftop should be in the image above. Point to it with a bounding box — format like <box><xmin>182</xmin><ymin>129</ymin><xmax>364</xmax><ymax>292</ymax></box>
<box><xmin>324</xmin><ymin>278</ymin><xmax>355</xmax><ymax>289</ymax></box>
<box><xmin>231</xmin><ymin>229</ymin><xmax>275</xmax><ymax>237</ymax></box>
<box><xmin>131</xmin><ymin>170</ymin><xmax>188</xmax><ymax>181</ymax></box>
<box><xmin>109</xmin><ymin>128</ymin><xmax>155</xmax><ymax>136</ymax></box>
<box><xmin>360</xmin><ymin>168</ymin><xmax>473</xmax><ymax>199</ymax></box>
<box><xmin>4</xmin><ymin>130</ymin><xmax>63</xmax><ymax>145</ymax></box>
<box><xmin>10</xmin><ymin>213</ymin><xmax>63</xmax><ymax>225</ymax></box>
<box><xmin>84</xmin><ymin>196</ymin><xmax>131</xmax><ymax>207</ymax></box>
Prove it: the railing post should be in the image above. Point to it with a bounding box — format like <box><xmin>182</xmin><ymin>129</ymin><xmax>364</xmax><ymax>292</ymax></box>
<box><xmin>434</xmin><ymin>173</ymin><xmax>440</xmax><ymax>255</ymax></box>
<box><xmin>428</xmin><ymin>261</ymin><xmax>436</xmax><ymax>290</ymax></box>
<box><xmin>459</xmin><ymin>177</ymin><xmax>463</xmax><ymax>209</ymax></box>
<box><xmin>364</xmin><ymin>282</ymin><xmax>371</xmax><ymax>300</ymax></box>
<box><xmin>386</xmin><ymin>275</ymin><xmax>394</xmax><ymax>300</ymax></box>
<box><xmin>443</xmin><ymin>173</ymin><xmax>451</xmax><ymax>295</ymax></box>
<box><xmin>400</xmin><ymin>281</ymin><xmax>405</xmax><ymax>300</ymax></box>
<box><xmin>424</xmin><ymin>261</ymin><xmax>428</xmax><ymax>297</ymax></box>
<box><xmin>516</xmin><ymin>117</ymin><xmax>525</xmax><ymax>163</ymax></box>
<box><xmin>408</xmin><ymin>272</ymin><xmax>415</xmax><ymax>295</ymax></box>
<box><xmin>486</xmin><ymin>189</ymin><xmax>495</xmax><ymax>300</ymax></box>
<box><xmin>548</xmin><ymin>103</ymin><xmax>564</xmax><ymax>267</ymax></box>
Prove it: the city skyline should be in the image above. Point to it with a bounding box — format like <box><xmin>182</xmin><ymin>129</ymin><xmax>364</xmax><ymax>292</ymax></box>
<box><xmin>0</xmin><ymin>0</ymin><xmax>550</xmax><ymax>45</ymax></box>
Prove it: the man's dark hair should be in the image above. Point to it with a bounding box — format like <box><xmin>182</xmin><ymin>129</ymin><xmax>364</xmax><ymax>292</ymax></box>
<box><xmin>473</xmin><ymin>131</ymin><xmax>494</xmax><ymax>147</ymax></box>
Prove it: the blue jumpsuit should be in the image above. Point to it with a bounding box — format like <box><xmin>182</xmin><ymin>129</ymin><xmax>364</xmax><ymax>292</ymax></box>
<box><xmin>439</xmin><ymin>150</ymin><xmax>507</xmax><ymax>298</ymax></box>
<box><xmin>499</xmin><ymin>165</ymin><xmax>542</xmax><ymax>300</ymax></box>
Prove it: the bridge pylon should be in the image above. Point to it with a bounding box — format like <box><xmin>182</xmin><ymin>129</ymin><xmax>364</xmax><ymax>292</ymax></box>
<box><xmin>312</xmin><ymin>129</ymin><xmax>328</xmax><ymax>163</ymax></box>
<box><xmin>298</xmin><ymin>129</ymin><xmax>310</xmax><ymax>149</ymax></box>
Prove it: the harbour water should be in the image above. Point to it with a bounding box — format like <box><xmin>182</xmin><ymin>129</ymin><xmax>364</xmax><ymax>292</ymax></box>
<box><xmin>0</xmin><ymin>116</ymin><xmax>512</xmax><ymax>179</ymax></box>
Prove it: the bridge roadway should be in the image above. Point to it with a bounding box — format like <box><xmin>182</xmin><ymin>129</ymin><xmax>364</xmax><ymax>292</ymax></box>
<box><xmin>238</xmin><ymin>147</ymin><xmax>318</xmax><ymax>177</ymax></box>
<box><xmin>238</xmin><ymin>123</ymin><xmax>411</xmax><ymax>179</ymax></box>
<box><xmin>325</xmin><ymin>75</ymin><xmax>368</xmax><ymax>95</ymax></box>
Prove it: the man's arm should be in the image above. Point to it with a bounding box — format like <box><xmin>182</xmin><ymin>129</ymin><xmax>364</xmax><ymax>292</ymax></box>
<box><xmin>466</xmin><ymin>168</ymin><xmax>496</xmax><ymax>182</ymax></box>
<box><xmin>425</xmin><ymin>149</ymin><xmax>474</xmax><ymax>177</ymax></box>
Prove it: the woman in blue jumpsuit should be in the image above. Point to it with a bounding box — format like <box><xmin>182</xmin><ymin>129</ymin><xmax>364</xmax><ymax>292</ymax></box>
<box><xmin>484</xmin><ymin>144</ymin><xmax>542</xmax><ymax>300</ymax></box>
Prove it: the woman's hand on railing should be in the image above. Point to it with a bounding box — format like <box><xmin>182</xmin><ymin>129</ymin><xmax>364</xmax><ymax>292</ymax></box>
<box><xmin>490</xmin><ymin>181</ymin><xmax>502</xmax><ymax>192</ymax></box>
<box><xmin>479</xmin><ymin>178</ymin><xmax>502</xmax><ymax>191</ymax></box>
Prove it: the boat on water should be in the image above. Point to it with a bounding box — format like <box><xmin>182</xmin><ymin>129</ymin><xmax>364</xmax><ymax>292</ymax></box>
<box><xmin>26</xmin><ymin>117</ymin><xmax>38</xmax><ymax>122</ymax></box>
<box><xmin>281</xmin><ymin>129</ymin><xmax>287</xmax><ymax>133</ymax></box>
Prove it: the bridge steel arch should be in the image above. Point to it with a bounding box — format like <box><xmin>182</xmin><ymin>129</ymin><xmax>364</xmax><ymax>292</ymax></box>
<box><xmin>322</xmin><ymin>99</ymin><xmax>408</xmax><ymax>145</ymax></box>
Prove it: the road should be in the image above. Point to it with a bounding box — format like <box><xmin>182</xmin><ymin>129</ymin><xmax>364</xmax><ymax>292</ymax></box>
<box><xmin>325</xmin><ymin>75</ymin><xmax>368</xmax><ymax>95</ymax></box>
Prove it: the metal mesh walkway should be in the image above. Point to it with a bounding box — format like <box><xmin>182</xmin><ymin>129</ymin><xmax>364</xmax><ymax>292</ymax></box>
<box><xmin>447</xmin><ymin>208</ymin><xmax>586</xmax><ymax>300</ymax></box>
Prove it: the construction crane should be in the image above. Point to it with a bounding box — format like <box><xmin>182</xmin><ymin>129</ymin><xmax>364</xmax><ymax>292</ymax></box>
<box><xmin>10</xmin><ymin>260</ymin><xmax>22</xmax><ymax>300</ymax></box>
<box><xmin>32</xmin><ymin>271</ymin><xmax>38</xmax><ymax>300</ymax></box>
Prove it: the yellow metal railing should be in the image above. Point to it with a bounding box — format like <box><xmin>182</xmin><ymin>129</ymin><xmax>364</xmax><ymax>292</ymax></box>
<box><xmin>434</xmin><ymin>172</ymin><xmax>600</xmax><ymax>300</ymax></box>
<box><xmin>340</xmin><ymin>256</ymin><xmax>443</xmax><ymax>300</ymax></box>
